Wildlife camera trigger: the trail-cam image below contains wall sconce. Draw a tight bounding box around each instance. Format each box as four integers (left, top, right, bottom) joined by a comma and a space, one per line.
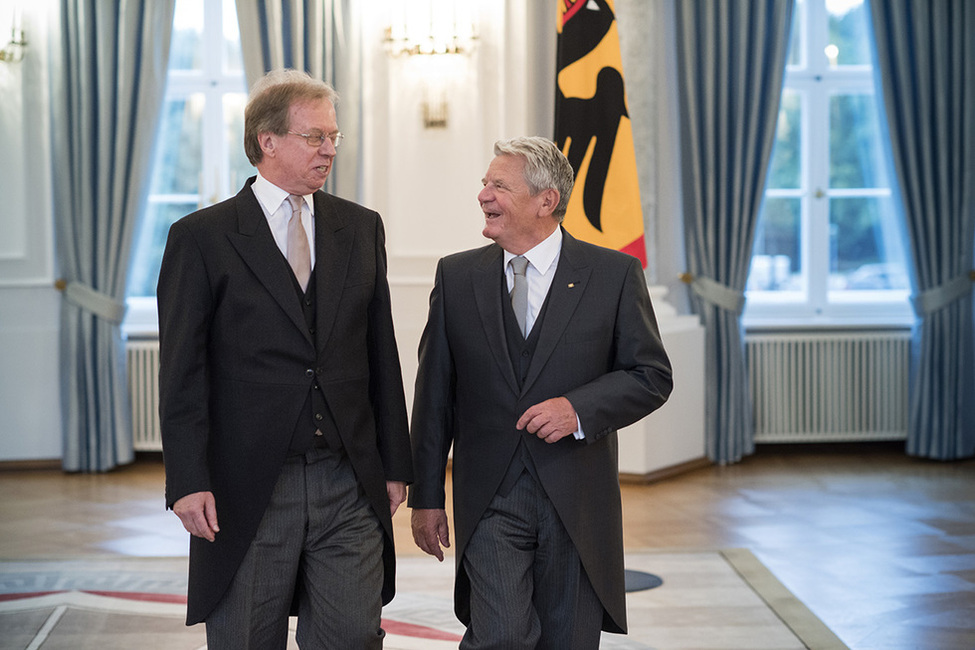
383, 0, 477, 128
0, 9, 26, 63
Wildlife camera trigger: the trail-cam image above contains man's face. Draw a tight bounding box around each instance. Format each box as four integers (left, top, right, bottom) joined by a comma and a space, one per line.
478, 155, 557, 254
258, 98, 338, 195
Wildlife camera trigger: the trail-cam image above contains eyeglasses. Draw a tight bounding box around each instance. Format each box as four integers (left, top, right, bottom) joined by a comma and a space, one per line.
287, 130, 345, 148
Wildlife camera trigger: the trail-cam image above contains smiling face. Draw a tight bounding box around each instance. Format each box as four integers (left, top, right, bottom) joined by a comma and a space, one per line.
257, 98, 337, 195
478, 154, 560, 254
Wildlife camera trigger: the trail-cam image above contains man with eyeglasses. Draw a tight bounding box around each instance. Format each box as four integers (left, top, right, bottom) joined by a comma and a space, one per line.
157, 68, 413, 649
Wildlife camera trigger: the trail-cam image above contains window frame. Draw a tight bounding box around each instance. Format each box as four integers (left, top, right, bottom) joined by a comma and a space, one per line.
742, 0, 914, 329
124, 0, 247, 337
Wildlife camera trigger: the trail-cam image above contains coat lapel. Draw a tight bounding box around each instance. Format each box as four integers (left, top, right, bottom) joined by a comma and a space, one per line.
226, 182, 310, 340
521, 230, 591, 396
313, 192, 353, 352
471, 245, 521, 395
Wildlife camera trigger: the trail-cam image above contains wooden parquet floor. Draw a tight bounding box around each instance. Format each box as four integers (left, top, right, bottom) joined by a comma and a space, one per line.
1, 441, 973, 648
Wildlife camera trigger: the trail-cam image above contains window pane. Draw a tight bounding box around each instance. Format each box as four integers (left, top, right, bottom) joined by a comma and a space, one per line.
128, 202, 198, 297
170, 0, 204, 71
748, 197, 802, 291
150, 96, 204, 195
223, 0, 244, 74
768, 90, 802, 190
826, 0, 870, 66
127, 0, 246, 304
747, 0, 912, 322
224, 94, 252, 191
787, 0, 803, 67
830, 196, 909, 290
829, 93, 889, 189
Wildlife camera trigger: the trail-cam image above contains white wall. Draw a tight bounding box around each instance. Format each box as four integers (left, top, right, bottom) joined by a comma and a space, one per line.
0, 0, 694, 463
0, 0, 61, 461
360, 0, 565, 407
363, 0, 691, 408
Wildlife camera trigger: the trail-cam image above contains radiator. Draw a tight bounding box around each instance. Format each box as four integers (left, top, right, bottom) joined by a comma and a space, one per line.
128, 332, 911, 449
746, 330, 910, 443
126, 340, 162, 451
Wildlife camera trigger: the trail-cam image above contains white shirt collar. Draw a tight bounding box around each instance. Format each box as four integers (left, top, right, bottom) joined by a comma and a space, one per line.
251, 171, 313, 216
503, 227, 562, 276
250, 172, 316, 267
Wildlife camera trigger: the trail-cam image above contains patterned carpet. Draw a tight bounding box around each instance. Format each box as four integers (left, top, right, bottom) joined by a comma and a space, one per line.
0, 550, 845, 650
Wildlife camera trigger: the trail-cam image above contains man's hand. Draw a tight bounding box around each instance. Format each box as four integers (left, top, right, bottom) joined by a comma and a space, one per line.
173, 491, 219, 542
517, 396, 578, 443
411, 508, 450, 562
387, 481, 407, 517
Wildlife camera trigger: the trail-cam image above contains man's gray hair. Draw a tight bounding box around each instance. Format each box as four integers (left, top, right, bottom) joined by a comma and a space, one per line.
493, 137, 575, 220
244, 69, 340, 165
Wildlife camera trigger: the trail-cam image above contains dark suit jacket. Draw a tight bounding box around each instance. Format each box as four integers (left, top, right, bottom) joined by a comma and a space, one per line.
157, 177, 413, 625
409, 229, 673, 633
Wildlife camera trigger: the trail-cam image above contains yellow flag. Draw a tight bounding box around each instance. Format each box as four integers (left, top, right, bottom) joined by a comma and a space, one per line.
555, 0, 646, 266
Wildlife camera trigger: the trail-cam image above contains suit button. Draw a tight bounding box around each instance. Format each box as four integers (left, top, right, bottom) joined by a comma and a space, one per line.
315, 413, 324, 421
306, 369, 314, 377
521, 350, 530, 357
305, 298, 312, 306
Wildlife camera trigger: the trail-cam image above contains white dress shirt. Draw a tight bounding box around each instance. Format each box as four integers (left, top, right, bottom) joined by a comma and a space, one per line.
251, 172, 316, 268
503, 227, 562, 336
502, 227, 584, 439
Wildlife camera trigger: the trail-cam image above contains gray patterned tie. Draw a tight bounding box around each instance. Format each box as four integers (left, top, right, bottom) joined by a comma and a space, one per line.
509, 256, 529, 337
286, 194, 311, 291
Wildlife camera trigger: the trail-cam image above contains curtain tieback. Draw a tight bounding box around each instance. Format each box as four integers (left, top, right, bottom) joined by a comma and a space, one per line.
55, 279, 127, 324
680, 272, 746, 315
911, 270, 975, 316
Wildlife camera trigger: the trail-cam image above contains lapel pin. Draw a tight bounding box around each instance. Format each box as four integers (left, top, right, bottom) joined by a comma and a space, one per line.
568, 283, 575, 288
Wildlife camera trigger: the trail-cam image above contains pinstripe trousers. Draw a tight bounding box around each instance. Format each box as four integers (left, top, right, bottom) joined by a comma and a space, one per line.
205, 447, 385, 650
460, 468, 603, 649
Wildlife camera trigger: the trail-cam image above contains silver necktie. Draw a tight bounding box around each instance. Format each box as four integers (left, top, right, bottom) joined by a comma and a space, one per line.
509, 256, 529, 337
286, 194, 311, 291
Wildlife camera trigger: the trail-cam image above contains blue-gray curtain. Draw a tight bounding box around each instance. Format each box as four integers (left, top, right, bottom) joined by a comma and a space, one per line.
51, 1, 175, 472
235, 0, 363, 201
673, 0, 794, 464
870, 0, 975, 460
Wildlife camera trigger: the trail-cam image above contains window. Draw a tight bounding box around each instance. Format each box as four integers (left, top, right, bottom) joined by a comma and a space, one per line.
126, 0, 248, 332
744, 0, 913, 326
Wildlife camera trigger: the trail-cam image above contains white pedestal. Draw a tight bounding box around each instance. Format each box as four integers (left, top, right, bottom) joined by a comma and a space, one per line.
618, 287, 707, 479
